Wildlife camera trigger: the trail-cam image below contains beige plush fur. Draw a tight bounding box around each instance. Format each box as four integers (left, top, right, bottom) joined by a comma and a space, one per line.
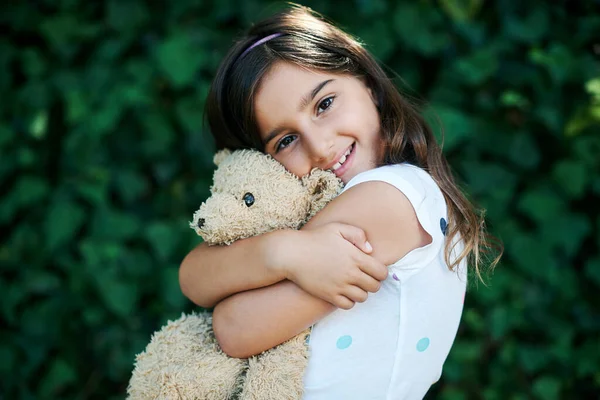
190, 149, 341, 245
128, 149, 342, 399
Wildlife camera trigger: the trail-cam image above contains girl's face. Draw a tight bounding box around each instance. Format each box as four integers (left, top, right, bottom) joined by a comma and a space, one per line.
254, 62, 383, 184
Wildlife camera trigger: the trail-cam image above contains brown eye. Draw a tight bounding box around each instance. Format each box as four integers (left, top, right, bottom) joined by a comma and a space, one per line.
317, 96, 334, 114
276, 135, 296, 152
243, 193, 255, 207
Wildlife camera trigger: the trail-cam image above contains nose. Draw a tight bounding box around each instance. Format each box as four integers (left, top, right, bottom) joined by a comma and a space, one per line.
304, 128, 335, 165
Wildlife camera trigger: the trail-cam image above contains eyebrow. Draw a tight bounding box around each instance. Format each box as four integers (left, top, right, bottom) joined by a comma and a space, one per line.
263, 79, 335, 147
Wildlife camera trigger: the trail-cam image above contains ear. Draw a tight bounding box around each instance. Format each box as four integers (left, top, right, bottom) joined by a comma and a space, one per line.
302, 168, 344, 218
213, 149, 232, 166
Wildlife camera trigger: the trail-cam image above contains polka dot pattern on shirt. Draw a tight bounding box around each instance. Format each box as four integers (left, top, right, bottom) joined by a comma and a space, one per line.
336, 335, 352, 350
440, 217, 448, 235
416, 337, 430, 352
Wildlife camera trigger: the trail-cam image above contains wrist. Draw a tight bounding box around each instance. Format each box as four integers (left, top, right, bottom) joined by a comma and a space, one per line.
262, 229, 300, 281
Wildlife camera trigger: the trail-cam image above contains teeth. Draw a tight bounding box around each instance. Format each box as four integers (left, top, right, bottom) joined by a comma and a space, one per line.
330, 144, 353, 172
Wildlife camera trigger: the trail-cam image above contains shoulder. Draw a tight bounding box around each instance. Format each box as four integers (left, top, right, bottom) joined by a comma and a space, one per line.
344, 164, 443, 206
304, 164, 435, 266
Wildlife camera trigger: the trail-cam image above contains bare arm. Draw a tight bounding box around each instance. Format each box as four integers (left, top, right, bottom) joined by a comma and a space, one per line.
179, 195, 380, 309
179, 231, 287, 308
213, 281, 335, 358
213, 181, 432, 358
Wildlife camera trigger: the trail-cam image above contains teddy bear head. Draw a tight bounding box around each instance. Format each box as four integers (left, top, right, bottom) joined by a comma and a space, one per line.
190, 149, 343, 245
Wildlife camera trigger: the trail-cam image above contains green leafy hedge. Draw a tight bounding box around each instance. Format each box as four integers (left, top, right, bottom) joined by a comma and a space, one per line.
1, 1, 598, 398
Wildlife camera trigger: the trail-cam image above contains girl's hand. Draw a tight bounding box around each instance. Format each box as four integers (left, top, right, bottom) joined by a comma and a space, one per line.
271, 223, 389, 310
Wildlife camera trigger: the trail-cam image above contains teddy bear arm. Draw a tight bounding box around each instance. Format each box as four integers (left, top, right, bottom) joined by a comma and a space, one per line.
239, 329, 311, 400
127, 313, 247, 400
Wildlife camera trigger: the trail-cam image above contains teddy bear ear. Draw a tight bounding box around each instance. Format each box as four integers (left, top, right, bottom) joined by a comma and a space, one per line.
302, 168, 344, 218
213, 149, 232, 166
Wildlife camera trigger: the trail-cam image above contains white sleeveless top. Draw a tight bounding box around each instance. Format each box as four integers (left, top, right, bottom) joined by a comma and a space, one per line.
302, 164, 467, 400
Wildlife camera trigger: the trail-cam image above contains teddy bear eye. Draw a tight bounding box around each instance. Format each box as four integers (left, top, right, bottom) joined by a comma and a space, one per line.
243, 192, 255, 207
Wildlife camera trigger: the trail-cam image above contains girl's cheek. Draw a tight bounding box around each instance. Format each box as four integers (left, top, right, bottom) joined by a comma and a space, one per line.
278, 151, 307, 177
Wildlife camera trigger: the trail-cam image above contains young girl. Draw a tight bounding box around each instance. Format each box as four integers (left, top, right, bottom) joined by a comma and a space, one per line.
179, 5, 500, 399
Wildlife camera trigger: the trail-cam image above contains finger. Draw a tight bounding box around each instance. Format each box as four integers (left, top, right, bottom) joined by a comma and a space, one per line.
336, 223, 372, 254
353, 274, 382, 293
333, 295, 355, 310
343, 286, 369, 303
359, 256, 389, 281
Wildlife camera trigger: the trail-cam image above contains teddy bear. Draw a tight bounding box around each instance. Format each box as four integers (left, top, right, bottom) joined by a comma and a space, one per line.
127, 148, 343, 400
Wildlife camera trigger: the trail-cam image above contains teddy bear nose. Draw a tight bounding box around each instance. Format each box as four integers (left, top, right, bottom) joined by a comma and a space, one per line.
197, 218, 205, 229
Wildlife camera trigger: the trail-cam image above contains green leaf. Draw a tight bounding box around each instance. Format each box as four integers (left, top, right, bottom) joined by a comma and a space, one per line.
24, 270, 61, 295
528, 212, 589, 277
1, 278, 28, 325
584, 257, 600, 286
0, 40, 14, 90
509, 233, 556, 276
489, 306, 510, 340
585, 77, 600, 99
508, 133, 540, 169
38, 358, 77, 397
89, 101, 124, 136
0, 176, 49, 223
425, 105, 475, 152
93, 38, 129, 62
505, 8, 549, 43
552, 160, 588, 198
0, 123, 13, 148
64, 90, 90, 125
90, 208, 140, 241
500, 90, 530, 109
106, 0, 149, 32
160, 267, 187, 309
519, 345, 548, 373
20, 79, 51, 110
114, 170, 149, 204
72, 168, 111, 206
454, 48, 499, 85
461, 162, 516, 196
139, 112, 175, 157
21, 48, 46, 78
75, 181, 109, 206
155, 33, 206, 88
565, 106, 600, 137
529, 44, 574, 83
176, 96, 205, 134
125, 58, 154, 86
44, 199, 86, 252
357, 21, 395, 61
0, 342, 16, 375
573, 135, 600, 168
439, 387, 467, 400
532, 376, 561, 400
517, 189, 565, 223
40, 14, 79, 49
95, 274, 139, 318
449, 340, 482, 362
17, 147, 36, 167
439, 0, 483, 22
393, 3, 448, 56
145, 221, 178, 261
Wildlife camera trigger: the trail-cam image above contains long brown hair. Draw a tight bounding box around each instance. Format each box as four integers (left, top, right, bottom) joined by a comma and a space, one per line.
205, 4, 502, 279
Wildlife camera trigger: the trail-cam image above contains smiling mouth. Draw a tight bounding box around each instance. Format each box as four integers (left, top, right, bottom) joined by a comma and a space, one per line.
329, 143, 355, 173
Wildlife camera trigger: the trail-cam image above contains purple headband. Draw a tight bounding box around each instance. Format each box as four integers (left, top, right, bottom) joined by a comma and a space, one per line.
239, 33, 282, 60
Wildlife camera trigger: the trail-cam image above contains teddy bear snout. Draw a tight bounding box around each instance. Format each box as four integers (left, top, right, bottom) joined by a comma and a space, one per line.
196, 218, 205, 229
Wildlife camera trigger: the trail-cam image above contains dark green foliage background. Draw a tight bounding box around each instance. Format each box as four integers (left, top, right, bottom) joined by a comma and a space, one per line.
1, 0, 599, 398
